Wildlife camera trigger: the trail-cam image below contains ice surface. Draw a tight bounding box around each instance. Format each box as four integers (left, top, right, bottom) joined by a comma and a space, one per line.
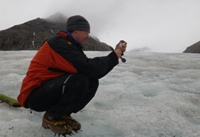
0, 50, 200, 137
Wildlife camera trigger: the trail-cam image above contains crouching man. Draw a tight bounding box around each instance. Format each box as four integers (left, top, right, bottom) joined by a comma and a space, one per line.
18, 15, 127, 136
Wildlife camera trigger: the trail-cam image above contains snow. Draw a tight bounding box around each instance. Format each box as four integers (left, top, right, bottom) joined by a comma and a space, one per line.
0, 50, 200, 137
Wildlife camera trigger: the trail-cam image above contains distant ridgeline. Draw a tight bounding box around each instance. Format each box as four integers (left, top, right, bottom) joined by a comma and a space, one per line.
0, 13, 111, 51
184, 41, 200, 53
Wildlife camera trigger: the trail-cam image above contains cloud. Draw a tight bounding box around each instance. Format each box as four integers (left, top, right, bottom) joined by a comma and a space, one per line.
1, 0, 200, 52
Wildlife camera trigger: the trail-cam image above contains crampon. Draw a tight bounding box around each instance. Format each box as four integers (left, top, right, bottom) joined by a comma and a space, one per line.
42, 113, 73, 136
62, 116, 81, 132
53, 132, 74, 137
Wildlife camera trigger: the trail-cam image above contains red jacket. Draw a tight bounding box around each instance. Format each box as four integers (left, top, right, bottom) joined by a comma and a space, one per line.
18, 31, 118, 107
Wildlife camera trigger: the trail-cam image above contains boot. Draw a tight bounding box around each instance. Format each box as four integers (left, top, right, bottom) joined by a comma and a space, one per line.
42, 113, 73, 135
62, 115, 81, 132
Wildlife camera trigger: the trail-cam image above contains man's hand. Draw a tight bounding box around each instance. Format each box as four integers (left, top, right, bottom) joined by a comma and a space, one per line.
114, 48, 123, 58
114, 40, 127, 58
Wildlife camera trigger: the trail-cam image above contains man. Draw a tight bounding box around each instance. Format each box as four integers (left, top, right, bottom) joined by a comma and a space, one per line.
17, 15, 127, 136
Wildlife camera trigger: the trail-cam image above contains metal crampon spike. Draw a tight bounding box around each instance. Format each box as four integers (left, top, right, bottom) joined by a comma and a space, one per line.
61, 133, 72, 137
54, 133, 61, 137
62, 133, 67, 137
54, 132, 74, 137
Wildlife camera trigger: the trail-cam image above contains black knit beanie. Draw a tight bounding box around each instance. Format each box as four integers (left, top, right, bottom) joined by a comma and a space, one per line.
66, 15, 90, 33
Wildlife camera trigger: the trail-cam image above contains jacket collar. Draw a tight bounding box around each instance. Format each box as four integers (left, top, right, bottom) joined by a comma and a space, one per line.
56, 31, 83, 51
56, 31, 79, 45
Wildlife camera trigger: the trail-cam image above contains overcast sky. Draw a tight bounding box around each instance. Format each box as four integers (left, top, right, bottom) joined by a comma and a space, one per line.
1, 0, 200, 53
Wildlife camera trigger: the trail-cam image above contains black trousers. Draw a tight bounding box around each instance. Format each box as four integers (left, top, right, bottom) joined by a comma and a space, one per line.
25, 74, 99, 118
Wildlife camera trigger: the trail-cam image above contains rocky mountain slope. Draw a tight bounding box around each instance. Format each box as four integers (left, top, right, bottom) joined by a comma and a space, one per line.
183, 41, 200, 53
0, 13, 111, 51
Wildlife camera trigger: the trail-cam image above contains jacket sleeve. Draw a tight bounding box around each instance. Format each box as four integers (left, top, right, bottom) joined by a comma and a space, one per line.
51, 39, 119, 79
74, 51, 119, 79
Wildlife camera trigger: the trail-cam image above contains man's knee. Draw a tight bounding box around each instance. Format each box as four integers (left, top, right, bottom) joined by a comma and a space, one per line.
63, 74, 90, 96
71, 74, 89, 88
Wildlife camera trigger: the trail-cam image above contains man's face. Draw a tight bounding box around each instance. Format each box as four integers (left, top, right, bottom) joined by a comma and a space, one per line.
72, 30, 90, 45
